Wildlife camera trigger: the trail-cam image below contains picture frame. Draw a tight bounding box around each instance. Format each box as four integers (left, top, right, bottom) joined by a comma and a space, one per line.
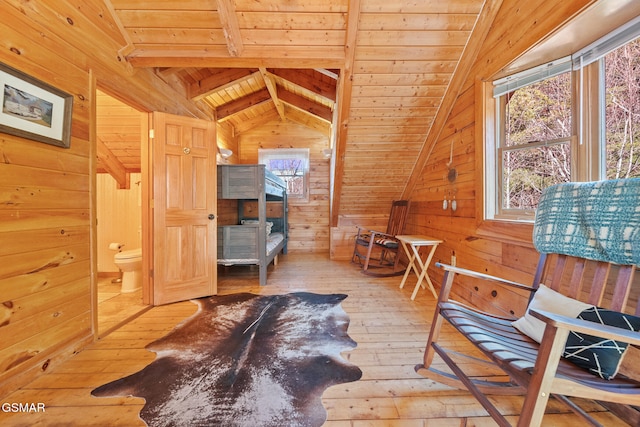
0, 62, 73, 148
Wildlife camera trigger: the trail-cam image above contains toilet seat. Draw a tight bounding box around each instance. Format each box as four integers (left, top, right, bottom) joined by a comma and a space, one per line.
114, 248, 142, 261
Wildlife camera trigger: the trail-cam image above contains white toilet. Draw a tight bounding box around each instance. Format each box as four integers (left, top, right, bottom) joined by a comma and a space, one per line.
113, 248, 142, 293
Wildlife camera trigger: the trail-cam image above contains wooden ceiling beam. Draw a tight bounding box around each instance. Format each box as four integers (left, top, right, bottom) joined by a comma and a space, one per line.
155, 67, 183, 78
269, 69, 337, 102
190, 68, 258, 100
314, 68, 339, 80
284, 106, 331, 136
97, 136, 130, 189
216, 88, 272, 119
278, 89, 332, 122
215, 0, 244, 56
259, 67, 286, 121
234, 108, 281, 134
331, 0, 361, 226
126, 46, 345, 69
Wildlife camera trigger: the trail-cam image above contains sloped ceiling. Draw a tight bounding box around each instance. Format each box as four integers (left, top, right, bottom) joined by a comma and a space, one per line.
101, 0, 492, 224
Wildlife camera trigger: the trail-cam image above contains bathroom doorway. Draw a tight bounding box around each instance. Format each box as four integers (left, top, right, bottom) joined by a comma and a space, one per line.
95, 89, 149, 337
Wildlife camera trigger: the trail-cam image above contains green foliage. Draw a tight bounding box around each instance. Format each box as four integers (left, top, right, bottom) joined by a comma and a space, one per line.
505, 74, 571, 147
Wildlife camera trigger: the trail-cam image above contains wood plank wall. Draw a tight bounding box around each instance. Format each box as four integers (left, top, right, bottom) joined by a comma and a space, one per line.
238, 121, 331, 253
403, 0, 606, 315
0, 0, 211, 396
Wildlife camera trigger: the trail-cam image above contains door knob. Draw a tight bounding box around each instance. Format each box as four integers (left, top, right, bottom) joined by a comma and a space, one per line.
208, 214, 215, 220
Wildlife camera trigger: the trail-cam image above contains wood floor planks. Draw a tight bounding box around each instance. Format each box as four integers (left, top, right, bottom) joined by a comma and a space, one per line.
97, 279, 150, 337
0, 254, 630, 426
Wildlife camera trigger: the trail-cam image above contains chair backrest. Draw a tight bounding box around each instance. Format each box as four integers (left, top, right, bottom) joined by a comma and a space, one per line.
386, 200, 410, 236
533, 253, 638, 315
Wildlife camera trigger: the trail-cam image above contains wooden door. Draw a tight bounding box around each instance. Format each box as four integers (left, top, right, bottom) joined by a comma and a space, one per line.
151, 112, 217, 305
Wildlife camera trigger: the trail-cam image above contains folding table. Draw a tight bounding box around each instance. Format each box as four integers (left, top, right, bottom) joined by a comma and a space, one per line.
396, 235, 442, 300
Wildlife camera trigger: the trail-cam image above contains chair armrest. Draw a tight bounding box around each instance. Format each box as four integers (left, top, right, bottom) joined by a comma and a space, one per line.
531, 309, 640, 347
435, 262, 533, 292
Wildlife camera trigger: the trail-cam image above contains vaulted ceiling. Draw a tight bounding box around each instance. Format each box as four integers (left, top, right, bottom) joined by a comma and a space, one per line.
100, 0, 493, 224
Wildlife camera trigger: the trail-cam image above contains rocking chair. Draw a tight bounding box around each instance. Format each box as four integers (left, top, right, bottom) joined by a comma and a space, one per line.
351, 200, 410, 277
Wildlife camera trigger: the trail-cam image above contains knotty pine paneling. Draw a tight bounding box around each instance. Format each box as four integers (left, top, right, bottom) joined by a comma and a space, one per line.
238, 120, 330, 253
0, 0, 211, 396
335, 0, 485, 223
402, 0, 603, 315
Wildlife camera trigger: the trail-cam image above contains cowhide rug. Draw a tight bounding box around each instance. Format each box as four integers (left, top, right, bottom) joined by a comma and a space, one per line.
92, 292, 362, 427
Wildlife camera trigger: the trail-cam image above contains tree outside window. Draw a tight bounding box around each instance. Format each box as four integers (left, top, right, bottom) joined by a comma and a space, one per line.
604, 38, 640, 180
501, 72, 572, 211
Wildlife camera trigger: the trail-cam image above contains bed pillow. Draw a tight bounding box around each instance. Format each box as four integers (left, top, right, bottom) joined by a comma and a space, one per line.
512, 284, 640, 379
512, 284, 591, 343
564, 307, 640, 380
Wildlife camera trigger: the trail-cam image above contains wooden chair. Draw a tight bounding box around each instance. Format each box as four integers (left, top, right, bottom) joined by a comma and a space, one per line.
351, 200, 410, 277
416, 179, 640, 427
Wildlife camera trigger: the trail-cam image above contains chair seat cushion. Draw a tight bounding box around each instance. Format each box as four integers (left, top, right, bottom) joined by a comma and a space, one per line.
356, 233, 398, 249
374, 237, 398, 248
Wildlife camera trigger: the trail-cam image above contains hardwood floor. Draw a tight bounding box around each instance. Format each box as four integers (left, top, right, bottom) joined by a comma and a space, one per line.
0, 254, 629, 426
97, 278, 149, 337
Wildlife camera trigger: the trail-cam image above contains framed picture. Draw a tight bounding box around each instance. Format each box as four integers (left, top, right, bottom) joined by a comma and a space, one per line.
0, 63, 73, 148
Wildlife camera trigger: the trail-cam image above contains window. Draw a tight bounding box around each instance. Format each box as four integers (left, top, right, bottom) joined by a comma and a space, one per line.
259, 148, 309, 200
604, 38, 640, 179
496, 66, 573, 215
486, 17, 640, 221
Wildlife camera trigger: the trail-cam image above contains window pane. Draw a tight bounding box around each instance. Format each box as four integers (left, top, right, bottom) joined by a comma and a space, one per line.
502, 144, 571, 210
604, 38, 640, 179
259, 148, 309, 199
265, 158, 305, 176
504, 72, 572, 147
266, 158, 305, 196
281, 175, 304, 196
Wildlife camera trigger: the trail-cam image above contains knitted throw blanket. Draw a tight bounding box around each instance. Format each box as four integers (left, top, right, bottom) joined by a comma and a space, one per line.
533, 178, 640, 265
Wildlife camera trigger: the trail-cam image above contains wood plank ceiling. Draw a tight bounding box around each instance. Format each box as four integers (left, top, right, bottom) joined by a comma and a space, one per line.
101, 0, 487, 224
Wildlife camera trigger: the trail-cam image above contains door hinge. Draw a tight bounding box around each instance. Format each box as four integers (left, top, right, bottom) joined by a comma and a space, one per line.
149, 129, 154, 139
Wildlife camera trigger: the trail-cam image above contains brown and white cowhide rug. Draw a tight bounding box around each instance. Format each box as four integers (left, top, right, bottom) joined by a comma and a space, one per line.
92, 292, 362, 427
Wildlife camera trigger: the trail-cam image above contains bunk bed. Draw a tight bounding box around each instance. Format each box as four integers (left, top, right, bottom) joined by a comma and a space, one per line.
217, 164, 288, 285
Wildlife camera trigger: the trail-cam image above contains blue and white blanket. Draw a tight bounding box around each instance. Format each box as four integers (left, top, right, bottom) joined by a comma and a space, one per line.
533, 178, 640, 265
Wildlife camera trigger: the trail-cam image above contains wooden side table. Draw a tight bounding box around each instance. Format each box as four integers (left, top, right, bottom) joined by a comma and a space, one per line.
396, 235, 442, 300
